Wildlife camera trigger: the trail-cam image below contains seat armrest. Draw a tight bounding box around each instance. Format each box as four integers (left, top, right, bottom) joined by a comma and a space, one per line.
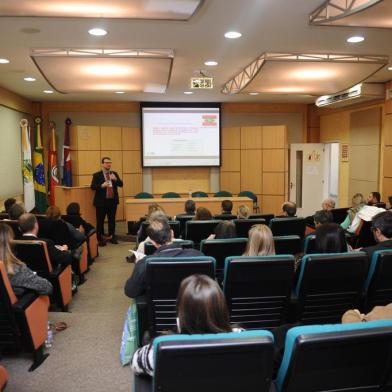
12, 292, 39, 311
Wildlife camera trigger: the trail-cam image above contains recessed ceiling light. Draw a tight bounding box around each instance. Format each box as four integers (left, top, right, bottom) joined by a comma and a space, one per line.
115, 91, 125, 94
388, 66, 392, 71
24, 77, 36, 82
347, 36, 364, 43
184, 91, 194, 95
88, 28, 107, 36
0, 58, 10, 64
248, 92, 259, 95
224, 31, 242, 39
204, 60, 218, 66
43, 90, 53, 94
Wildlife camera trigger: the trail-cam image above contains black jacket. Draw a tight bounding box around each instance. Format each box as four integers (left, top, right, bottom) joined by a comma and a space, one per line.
90, 170, 123, 206
362, 239, 392, 261
124, 243, 203, 299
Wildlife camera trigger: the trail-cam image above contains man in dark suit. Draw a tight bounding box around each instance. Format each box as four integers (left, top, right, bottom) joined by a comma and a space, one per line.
90, 157, 123, 245
18, 213, 72, 268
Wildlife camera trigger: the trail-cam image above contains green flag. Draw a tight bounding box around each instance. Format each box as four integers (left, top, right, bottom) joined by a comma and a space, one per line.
33, 117, 48, 213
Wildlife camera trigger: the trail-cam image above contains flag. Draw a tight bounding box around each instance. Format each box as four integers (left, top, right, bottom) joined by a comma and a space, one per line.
20, 119, 35, 212
48, 121, 59, 205
62, 118, 72, 186
33, 117, 48, 213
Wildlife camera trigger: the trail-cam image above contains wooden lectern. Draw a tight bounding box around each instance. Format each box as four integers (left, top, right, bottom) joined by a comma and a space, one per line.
55, 186, 96, 226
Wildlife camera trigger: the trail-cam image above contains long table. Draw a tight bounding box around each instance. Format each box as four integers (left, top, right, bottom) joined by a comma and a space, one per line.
125, 197, 253, 221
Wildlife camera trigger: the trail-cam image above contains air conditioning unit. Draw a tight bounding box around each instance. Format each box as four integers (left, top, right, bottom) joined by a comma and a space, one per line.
315, 83, 385, 108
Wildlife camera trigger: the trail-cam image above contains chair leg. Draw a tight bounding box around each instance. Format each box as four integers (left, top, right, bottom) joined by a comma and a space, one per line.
29, 346, 49, 372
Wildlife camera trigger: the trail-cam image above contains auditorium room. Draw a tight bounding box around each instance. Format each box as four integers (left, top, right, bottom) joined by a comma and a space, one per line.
1, 0, 392, 391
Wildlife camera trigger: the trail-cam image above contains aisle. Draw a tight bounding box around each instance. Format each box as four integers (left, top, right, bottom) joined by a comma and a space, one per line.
3, 242, 135, 392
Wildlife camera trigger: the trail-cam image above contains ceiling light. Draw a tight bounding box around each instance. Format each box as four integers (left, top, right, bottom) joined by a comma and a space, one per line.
88, 28, 107, 36
115, 91, 125, 94
248, 92, 259, 95
24, 77, 36, 82
184, 91, 194, 95
82, 64, 131, 77
291, 69, 335, 79
388, 66, 392, 71
347, 36, 364, 43
0, 58, 10, 64
43, 90, 53, 93
224, 31, 242, 39
204, 61, 218, 66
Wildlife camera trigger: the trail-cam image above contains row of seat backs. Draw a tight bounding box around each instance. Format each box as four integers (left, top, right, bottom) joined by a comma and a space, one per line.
134, 320, 392, 392
0, 260, 50, 370
134, 190, 257, 199
144, 252, 390, 337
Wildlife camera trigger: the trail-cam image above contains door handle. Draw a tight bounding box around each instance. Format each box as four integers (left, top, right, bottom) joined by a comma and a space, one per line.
290, 182, 294, 189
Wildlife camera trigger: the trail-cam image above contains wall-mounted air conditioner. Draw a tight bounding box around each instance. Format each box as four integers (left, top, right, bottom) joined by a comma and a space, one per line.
315, 83, 385, 108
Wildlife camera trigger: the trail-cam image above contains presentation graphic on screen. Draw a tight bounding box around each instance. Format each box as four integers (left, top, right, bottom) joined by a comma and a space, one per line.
142, 104, 220, 167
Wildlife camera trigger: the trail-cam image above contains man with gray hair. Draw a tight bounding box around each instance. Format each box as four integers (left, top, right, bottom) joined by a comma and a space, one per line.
321, 198, 336, 211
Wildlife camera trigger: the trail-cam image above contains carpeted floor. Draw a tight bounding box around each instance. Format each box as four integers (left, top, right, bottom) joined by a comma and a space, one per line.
3, 240, 136, 392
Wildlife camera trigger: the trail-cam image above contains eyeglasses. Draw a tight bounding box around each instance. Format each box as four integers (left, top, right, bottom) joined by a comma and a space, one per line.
103, 161, 112, 164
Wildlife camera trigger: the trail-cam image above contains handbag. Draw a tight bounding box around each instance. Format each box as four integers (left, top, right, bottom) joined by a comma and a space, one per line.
120, 303, 139, 366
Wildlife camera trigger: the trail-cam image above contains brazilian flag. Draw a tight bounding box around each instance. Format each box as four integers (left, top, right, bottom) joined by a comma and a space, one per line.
33, 117, 48, 213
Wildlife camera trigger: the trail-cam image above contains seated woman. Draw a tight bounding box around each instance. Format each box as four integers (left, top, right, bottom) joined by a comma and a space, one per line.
0, 222, 52, 296
341, 193, 366, 232
207, 220, 237, 240
63, 202, 95, 235
243, 224, 275, 256
237, 204, 250, 219
314, 223, 348, 253
131, 274, 241, 376
193, 207, 212, 221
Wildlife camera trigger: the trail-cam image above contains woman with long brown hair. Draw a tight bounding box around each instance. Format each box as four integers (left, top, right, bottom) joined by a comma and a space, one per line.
0, 222, 52, 296
131, 274, 240, 375
243, 224, 275, 256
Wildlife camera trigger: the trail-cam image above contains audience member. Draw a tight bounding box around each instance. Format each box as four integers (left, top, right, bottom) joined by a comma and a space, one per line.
221, 200, 233, 215
136, 204, 166, 242
63, 202, 95, 234
360, 211, 392, 259
0, 222, 52, 296
237, 204, 250, 219
131, 274, 240, 376
3, 198, 16, 213
8, 203, 26, 220
193, 207, 212, 220
367, 191, 381, 206
342, 304, 392, 323
341, 193, 366, 231
314, 210, 334, 227
281, 202, 297, 217
183, 200, 196, 216
243, 224, 275, 256
207, 221, 237, 240
314, 223, 347, 253
18, 213, 72, 268
124, 215, 203, 299
388, 196, 392, 210
321, 198, 335, 211
136, 210, 168, 254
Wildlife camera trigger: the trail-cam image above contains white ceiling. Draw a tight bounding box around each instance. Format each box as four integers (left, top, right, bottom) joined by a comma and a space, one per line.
0, 0, 392, 104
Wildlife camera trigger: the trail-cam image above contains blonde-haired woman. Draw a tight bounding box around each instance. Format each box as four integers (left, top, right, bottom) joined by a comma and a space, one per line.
237, 205, 250, 219
243, 224, 275, 256
0, 222, 52, 296
341, 193, 366, 231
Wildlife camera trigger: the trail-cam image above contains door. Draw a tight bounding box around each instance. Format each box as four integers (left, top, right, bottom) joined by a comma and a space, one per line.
289, 143, 339, 217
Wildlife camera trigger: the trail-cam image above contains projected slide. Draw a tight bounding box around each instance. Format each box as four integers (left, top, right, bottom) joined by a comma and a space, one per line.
142, 105, 220, 167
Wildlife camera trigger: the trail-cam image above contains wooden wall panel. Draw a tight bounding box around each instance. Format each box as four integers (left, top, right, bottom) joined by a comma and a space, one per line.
262, 126, 287, 148
383, 177, 392, 198
152, 168, 210, 194
384, 147, 392, 176
72, 175, 92, 186
221, 150, 240, 172
221, 127, 240, 149
74, 151, 100, 175
240, 150, 262, 194
101, 150, 123, 173
100, 126, 122, 150
70, 126, 100, 150
116, 197, 124, 220
123, 150, 142, 174
241, 126, 262, 149
220, 172, 241, 194
261, 195, 285, 215
263, 149, 285, 172
122, 127, 141, 150
262, 173, 285, 195
385, 115, 392, 146
123, 174, 143, 196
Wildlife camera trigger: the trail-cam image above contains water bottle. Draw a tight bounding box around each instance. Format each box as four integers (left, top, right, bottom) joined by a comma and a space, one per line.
188, 190, 192, 199
45, 322, 53, 348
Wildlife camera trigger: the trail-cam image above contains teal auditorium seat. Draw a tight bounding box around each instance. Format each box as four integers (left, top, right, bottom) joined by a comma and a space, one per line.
191, 191, 208, 197
273, 235, 302, 255
294, 252, 368, 324
275, 321, 392, 392
269, 218, 306, 239
238, 190, 260, 212
214, 190, 233, 197
135, 192, 153, 199
134, 330, 274, 392
144, 239, 194, 256
233, 218, 266, 237
161, 192, 181, 198
364, 250, 392, 311
223, 255, 294, 329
